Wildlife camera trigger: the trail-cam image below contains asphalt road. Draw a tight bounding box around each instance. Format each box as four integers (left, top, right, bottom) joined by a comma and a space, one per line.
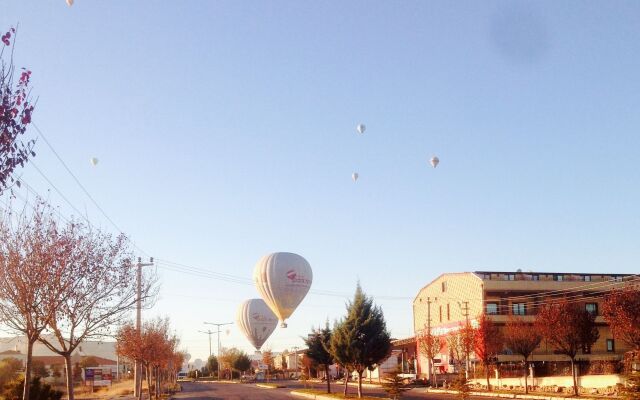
176, 380, 502, 400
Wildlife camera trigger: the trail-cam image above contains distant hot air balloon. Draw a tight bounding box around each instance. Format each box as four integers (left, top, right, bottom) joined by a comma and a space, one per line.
90, 157, 99, 166
356, 123, 366, 134
236, 299, 278, 351
352, 172, 359, 182
430, 156, 439, 168
66, 0, 73, 6
253, 252, 312, 328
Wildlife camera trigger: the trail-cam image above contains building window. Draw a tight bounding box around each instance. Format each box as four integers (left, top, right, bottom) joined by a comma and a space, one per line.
446, 304, 450, 320
512, 303, 526, 315
585, 303, 598, 316
584, 275, 591, 282
607, 339, 615, 352
614, 276, 623, 282
555, 275, 564, 282
532, 275, 539, 281
439, 306, 442, 322
486, 303, 498, 315
507, 274, 515, 281
442, 281, 447, 292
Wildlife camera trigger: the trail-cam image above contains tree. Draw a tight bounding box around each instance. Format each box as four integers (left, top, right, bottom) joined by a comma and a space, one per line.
304, 322, 334, 393
219, 347, 243, 379
116, 318, 180, 400
330, 284, 392, 398
232, 352, 252, 374
418, 327, 442, 387
0, 26, 37, 193
261, 349, 274, 380
503, 317, 541, 394
0, 204, 79, 400
536, 300, 599, 396
473, 314, 503, 390
31, 360, 48, 378
381, 367, 412, 400
36, 225, 155, 400
206, 355, 218, 377
602, 288, 640, 350
80, 356, 99, 369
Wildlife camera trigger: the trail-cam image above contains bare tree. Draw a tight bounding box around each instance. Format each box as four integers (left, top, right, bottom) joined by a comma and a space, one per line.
37, 227, 156, 400
0, 203, 78, 400
473, 313, 503, 391
418, 327, 442, 387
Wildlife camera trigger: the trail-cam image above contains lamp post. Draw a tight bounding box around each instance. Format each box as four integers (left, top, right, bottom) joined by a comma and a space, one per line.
204, 321, 233, 380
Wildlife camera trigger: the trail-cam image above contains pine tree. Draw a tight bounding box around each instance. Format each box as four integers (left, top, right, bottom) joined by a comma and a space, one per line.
381, 367, 412, 400
330, 284, 392, 399
304, 322, 334, 393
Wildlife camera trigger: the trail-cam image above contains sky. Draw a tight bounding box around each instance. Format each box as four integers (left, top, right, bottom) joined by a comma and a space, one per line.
1, 1, 640, 364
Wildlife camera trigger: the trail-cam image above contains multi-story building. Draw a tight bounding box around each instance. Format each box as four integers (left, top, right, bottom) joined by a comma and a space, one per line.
413, 271, 635, 379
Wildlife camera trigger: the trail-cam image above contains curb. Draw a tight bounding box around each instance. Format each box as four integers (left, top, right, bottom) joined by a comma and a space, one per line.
423, 388, 609, 400
291, 390, 390, 400
256, 383, 286, 389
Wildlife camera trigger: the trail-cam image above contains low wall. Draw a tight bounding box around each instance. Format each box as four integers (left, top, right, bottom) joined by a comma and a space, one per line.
470, 374, 622, 389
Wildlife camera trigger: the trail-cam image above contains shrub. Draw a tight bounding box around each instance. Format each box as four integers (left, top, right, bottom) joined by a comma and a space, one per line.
3, 377, 63, 400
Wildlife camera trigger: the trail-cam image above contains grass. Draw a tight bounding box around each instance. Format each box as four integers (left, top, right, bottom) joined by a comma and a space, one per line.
294, 388, 384, 399
72, 379, 135, 399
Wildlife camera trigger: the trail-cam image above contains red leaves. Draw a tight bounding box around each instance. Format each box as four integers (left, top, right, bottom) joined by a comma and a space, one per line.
602, 288, 640, 350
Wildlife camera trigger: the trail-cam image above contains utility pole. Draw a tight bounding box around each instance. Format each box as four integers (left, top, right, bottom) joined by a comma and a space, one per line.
204, 321, 233, 380
426, 297, 432, 382
199, 330, 215, 357
134, 257, 154, 399
460, 301, 470, 379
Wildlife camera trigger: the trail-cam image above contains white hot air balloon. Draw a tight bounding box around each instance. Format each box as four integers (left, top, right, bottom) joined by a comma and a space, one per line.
356, 123, 366, 134
90, 157, 99, 166
430, 156, 439, 168
236, 299, 278, 351
253, 252, 313, 328
66, 0, 73, 6
352, 172, 359, 182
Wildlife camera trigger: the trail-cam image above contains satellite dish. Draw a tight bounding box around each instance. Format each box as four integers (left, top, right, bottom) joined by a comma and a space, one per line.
430, 156, 439, 168
356, 123, 366, 135
90, 157, 99, 166
253, 252, 312, 328
236, 299, 278, 351
352, 172, 359, 182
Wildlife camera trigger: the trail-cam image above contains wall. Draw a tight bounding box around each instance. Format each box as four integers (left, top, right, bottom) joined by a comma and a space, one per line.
470, 374, 623, 389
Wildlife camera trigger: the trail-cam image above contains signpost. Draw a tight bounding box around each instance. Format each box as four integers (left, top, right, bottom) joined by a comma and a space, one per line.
84, 367, 113, 391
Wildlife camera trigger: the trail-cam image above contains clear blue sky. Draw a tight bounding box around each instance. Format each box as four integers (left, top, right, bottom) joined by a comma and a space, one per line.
2, 1, 640, 362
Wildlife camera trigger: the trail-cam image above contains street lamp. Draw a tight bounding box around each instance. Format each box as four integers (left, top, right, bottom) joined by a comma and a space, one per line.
204, 321, 233, 380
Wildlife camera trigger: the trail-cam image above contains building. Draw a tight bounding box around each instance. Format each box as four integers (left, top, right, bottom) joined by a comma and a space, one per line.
413, 271, 635, 381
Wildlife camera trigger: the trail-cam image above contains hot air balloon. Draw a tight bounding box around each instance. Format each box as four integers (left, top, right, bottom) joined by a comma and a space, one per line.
90, 157, 99, 166
356, 123, 366, 134
253, 252, 312, 328
236, 299, 278, 350
430, 156, 439, 168
352, 172, 359, 182
66, 0, 73, 6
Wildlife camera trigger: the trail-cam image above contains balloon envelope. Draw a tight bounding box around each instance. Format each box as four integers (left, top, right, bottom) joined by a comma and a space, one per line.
236, 299, 278, 351
352, 172, 359, 182
253, 252, 312, 328
90, 157, 99, 166
356, 123, 366, 134
66, 0, 73, 6
430, 156, 439, 168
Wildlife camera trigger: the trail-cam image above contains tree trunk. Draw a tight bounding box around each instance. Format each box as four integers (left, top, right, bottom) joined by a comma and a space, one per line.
325, 365, 331, 393
64, 353, 75, 400
23, 338, 35, 400
570, 358, 578, 396
486, 364, 491, 391
357, 370, 363, 398
155, 366, 160, 397
523, 359, 529, 394
146, 365, 153, 400
343, 371, 349, 396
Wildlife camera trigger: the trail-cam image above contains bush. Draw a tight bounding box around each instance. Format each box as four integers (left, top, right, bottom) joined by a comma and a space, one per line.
3, 377, 63, 400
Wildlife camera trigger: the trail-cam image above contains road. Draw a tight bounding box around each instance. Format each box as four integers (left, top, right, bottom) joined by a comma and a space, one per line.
176, 380, 502, 400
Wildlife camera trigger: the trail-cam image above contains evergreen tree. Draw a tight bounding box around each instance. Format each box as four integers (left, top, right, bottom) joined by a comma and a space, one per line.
330, 284, 392, 399
304, 322, 334, 394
